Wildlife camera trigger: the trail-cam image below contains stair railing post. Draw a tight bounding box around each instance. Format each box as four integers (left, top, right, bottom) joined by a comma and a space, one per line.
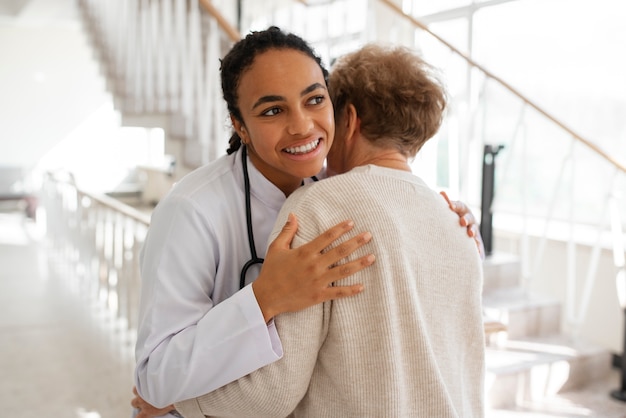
611, 268, 626, 402
480, 144, 504, 257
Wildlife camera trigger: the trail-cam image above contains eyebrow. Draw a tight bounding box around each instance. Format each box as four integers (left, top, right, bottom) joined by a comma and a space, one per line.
251, 82, 326, 110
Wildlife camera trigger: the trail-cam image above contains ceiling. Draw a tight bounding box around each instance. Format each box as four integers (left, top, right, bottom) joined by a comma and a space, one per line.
0, 0, 109, 173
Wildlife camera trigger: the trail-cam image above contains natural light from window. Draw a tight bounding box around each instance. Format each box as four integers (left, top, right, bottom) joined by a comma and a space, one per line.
35, 100, 165, 194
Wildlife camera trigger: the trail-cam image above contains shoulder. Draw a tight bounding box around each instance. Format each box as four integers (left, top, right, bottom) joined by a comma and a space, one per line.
150, 153, 240, 225
277, 173, 362, 242
165, 153, 239, 204
174, 153, 236, 193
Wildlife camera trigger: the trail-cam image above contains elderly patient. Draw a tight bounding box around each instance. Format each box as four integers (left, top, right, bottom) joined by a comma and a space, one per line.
175, 43, 485, 418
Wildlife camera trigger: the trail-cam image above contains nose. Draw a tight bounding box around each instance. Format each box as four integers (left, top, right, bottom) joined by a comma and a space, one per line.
287, 107, 314, 136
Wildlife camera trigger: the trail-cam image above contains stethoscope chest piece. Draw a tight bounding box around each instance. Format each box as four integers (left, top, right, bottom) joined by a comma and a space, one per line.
237, 146, 317, 289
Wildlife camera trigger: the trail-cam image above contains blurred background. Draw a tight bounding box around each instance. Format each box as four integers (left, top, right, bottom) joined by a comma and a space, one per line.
1, 0, 625, 416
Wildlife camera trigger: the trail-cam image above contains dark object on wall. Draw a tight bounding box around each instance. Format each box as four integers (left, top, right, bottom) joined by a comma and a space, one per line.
611, 269, 626, 402
480, 144, 504, 257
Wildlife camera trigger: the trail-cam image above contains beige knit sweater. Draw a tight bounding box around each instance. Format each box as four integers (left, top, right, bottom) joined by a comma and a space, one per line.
175, 165, 485, 418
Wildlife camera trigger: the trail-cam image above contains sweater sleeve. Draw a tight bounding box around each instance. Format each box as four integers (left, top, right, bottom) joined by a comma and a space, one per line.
174, 302, 327, 418
135, 195, 283, 408
174, 197, 328, 418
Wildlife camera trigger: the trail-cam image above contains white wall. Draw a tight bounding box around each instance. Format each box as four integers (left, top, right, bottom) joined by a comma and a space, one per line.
0, 0, 108, 169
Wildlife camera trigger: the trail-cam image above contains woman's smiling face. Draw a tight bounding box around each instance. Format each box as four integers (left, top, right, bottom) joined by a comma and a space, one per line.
232, 48, 334, 196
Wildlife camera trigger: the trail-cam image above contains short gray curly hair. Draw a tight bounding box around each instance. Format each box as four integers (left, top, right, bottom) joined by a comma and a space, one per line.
329, 43, 447, 157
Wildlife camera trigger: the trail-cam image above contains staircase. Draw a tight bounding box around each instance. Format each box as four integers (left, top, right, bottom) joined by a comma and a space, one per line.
482, 252, 617, 414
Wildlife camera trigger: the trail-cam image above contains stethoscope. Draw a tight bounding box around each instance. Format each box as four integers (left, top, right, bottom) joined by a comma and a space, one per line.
239, 146, 317, 289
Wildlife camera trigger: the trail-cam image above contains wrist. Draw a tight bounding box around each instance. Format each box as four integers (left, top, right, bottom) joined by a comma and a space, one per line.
251, 280, 277, 323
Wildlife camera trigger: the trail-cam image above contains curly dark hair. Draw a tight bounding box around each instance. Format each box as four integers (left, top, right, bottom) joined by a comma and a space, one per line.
221, 26, 329, 154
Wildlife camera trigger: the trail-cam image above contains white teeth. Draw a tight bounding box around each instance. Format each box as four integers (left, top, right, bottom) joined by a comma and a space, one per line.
284, 139, 320, 155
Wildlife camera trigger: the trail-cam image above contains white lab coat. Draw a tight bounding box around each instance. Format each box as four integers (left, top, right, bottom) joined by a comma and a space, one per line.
134, 147, 287, 414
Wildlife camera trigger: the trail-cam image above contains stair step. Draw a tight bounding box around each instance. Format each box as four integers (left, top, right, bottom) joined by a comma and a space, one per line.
483, 287, 561, 339
483, 252, 522, 292
485, 334, 613, 409
486, 367, 625, 417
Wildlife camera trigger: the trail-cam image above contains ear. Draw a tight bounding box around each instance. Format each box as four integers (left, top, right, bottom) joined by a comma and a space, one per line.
343, 103, 359, 144
231, 115, 248, 144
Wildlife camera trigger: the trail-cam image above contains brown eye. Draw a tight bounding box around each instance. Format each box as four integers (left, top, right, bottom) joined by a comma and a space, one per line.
262, 107, 282, 116
307, 95, 325, 106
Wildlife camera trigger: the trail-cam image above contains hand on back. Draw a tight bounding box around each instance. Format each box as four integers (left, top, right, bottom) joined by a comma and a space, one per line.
253, 213, 375, 322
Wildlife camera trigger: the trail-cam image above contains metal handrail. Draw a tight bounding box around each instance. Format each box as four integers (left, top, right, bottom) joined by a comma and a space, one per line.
199, 0, 240, 42
81, 190, 151, 226
369, 0, 626, 175
44, 171, 149, 331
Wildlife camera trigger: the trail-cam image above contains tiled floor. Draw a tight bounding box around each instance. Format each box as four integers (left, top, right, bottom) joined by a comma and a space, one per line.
1, 211, 625, 418
0, 213, 136, 418
486, 367, 626, 417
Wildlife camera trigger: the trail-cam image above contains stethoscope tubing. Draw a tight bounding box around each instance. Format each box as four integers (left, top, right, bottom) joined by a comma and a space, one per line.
238, 145, 318, 289
240, 146, 265, 290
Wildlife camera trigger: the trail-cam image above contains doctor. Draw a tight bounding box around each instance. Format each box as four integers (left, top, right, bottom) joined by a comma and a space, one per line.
132, 27, 481, 418
133, 26, 375, 418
